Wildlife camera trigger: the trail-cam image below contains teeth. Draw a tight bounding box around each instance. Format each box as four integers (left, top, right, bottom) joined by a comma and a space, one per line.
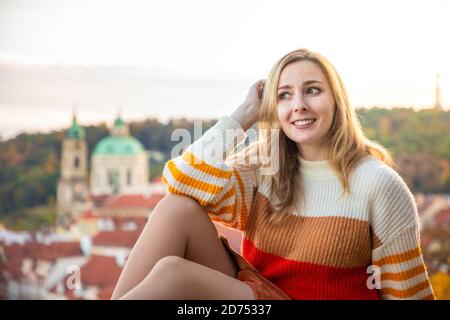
294, 119, 315, 126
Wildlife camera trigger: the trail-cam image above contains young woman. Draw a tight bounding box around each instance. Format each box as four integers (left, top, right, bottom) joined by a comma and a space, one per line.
111, 48, 435, 300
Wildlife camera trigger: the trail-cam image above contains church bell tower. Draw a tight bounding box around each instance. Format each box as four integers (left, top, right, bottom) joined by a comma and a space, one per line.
56, 113, 89, 225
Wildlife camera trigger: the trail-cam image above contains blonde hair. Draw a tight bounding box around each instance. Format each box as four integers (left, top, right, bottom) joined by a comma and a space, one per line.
230, 48, 393, 221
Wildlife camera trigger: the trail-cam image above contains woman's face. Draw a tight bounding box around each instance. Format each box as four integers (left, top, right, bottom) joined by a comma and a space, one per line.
277, 60, 336, 156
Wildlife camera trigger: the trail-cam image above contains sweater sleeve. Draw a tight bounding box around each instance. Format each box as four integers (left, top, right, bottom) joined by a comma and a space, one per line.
161, 116, 257, 231
369, 165, 435, 300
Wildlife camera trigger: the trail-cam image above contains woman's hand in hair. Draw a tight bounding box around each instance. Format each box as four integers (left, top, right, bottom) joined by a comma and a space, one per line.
231, 79, 265, 131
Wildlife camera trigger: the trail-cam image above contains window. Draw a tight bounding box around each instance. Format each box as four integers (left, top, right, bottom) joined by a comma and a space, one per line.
127, 169, 132, 185
108, 170, 114, 186
74, 156, 80, 168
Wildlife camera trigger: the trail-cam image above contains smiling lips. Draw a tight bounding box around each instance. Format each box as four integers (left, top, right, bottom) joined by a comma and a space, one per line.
291, 118, 316, 129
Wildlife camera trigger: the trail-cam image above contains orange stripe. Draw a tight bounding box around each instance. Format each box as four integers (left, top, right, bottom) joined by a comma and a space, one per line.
218, 205, 235, 214
163, 174, 242, 230
208, 212, 239, 229
372, 247, 421, 267
209, 205, 240, 229
231, 194, 239, 229
233, 169, 248, 229
209, 215, 223, 222
381, 264, 426, 281
167, 160, 222, 194
161, 175, 209, 207
381, 280, 431, 299
182, 152, 232, 179
208, 188, 235, 209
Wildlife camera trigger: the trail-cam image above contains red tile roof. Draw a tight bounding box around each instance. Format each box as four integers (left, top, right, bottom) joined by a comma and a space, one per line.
3, 241, 82, 261
97, 285, 116, 300
111, 216, 148, 231
79, 210, 98, 220
1, 241, 84, 281
102, 194, 164, 209
1, 257, 24, 280
88, 194, 110, 207
54, 255, 123, 300
79, 255, 122, 290
92, 230, 141, 248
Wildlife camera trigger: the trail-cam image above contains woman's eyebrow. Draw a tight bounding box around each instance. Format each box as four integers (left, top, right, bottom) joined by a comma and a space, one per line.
277, 80, 324, 90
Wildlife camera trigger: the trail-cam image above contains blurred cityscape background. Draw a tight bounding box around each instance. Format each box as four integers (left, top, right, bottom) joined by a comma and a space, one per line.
0, 0, 449, 300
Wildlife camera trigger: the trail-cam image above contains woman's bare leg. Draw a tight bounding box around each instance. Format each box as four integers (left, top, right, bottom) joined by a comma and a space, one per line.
111, 194, 249, 300
119, 255, 255, 300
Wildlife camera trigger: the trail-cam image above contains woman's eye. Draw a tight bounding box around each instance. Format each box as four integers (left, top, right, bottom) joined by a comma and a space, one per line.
278, 92, 289, 100
306, 87, 321, 95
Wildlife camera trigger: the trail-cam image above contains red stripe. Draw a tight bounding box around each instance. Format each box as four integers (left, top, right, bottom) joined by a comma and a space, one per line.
242, 238, 381, 300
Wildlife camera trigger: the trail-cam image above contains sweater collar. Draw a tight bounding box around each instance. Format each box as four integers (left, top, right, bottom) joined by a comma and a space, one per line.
298, 156, 334, 177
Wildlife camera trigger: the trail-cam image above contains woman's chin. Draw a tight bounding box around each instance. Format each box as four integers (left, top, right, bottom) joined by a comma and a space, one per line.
286, 132, 315, 145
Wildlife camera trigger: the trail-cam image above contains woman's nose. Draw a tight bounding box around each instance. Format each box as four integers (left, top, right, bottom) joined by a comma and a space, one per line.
292, 95, 307, 112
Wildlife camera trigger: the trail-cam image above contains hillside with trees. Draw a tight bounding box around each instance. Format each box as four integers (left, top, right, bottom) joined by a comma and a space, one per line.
0, 108, 449, 227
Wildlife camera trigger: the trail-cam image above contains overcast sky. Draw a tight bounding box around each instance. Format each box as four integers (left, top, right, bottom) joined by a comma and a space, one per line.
0, 0, 449, 139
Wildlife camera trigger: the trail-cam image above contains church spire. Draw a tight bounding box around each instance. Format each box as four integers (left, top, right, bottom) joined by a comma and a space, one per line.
112, 110, 129, 136
66, 111, 85, 140
434, 73, 443, 111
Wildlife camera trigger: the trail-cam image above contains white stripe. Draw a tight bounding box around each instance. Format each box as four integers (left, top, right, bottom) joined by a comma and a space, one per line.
164, 165, 243, 218
163, 166, 218, 203
381, 286, 433, 300
217, 213, 233, 222
381, 272, 429, 290
165, 160, 224, 194
375, 256, 424, 273
372, 228, 419, 260
184, 148, 237, 172
176, 157, 231, 186
208, 195, 235, 211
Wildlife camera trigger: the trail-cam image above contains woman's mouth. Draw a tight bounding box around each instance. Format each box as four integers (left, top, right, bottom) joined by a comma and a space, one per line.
291, 118, 317, 129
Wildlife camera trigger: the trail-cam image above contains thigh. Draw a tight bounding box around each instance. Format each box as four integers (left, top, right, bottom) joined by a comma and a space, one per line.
149, 256, 255, 300
176, 197, 240, 279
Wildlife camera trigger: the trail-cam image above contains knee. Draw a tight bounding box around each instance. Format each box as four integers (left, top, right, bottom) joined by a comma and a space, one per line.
154, 255, 186, 270
151, 255, 188, 282
154, 194, 206, 219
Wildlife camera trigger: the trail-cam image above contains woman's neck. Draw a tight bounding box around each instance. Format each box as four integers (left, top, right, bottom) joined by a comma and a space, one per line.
297, 143, 329, 161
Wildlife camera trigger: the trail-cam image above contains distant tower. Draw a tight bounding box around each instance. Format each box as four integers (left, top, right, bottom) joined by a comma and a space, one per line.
57, 113, 89, 225
434, 73, 443, 111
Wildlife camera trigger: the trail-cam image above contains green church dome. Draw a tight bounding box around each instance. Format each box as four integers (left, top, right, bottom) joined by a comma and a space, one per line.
93, 136, 145, 156
66, 115, 85, 140
114, 116, 126, 127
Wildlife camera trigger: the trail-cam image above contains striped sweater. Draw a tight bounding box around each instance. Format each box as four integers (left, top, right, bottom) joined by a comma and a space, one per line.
162, 116, 435, 300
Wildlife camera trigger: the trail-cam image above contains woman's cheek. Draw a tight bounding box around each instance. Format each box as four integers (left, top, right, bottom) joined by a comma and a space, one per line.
277, 104, 287, 121
277, 105, 284, 123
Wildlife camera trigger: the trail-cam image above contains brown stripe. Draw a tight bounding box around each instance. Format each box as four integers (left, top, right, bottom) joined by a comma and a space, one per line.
245, 192, 372, 268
